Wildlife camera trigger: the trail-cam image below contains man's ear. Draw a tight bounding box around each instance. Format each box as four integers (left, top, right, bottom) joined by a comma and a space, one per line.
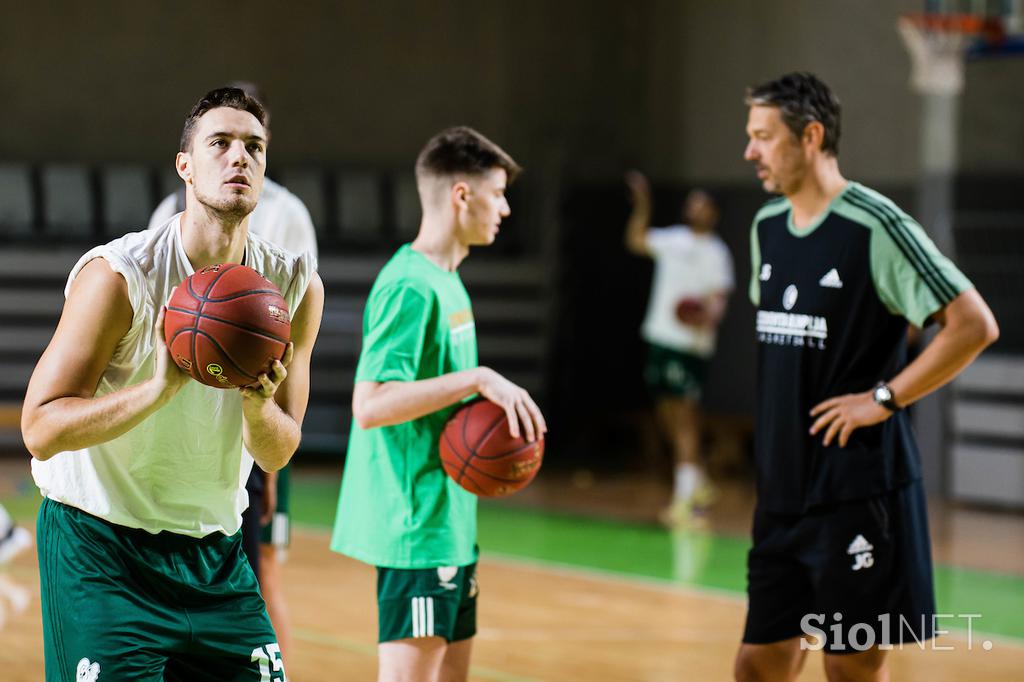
803, 121, 825, 153
175, 152, 192, 184
450, 180, 470, 209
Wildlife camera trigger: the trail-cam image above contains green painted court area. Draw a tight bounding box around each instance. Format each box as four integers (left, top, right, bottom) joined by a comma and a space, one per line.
293, 474, 1024, 641
8, 471, 1024, 641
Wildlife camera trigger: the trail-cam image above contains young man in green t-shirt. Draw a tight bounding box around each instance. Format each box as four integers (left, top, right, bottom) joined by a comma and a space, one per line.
331, 126, 546, 681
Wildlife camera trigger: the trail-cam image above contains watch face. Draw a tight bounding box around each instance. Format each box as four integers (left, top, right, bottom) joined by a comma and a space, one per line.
875, 385, 892, 403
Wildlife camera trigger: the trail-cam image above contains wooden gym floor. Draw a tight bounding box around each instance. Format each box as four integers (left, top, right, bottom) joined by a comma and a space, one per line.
0, 461, 1022, 681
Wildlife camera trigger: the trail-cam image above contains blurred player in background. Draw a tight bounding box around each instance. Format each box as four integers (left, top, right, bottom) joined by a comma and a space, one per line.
624, 171, 733, 525
149, 80, 316, 660
736, 72, 998, 682
22, 87, 323, 680
0, 502, 31, 564
331, 127, 546, 682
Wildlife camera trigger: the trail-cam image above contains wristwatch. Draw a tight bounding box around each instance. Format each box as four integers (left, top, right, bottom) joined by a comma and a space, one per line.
872, 382, 902, 412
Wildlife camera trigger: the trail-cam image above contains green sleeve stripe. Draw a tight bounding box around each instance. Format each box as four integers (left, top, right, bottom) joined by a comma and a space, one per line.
748, 197, 788, 307
845, 190, 952, 302
847, 187, 959, 301
845, 188, 959, 302
749, 219, 761, 306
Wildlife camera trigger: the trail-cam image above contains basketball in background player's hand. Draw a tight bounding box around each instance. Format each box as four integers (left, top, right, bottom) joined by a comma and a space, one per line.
675, 297, 707, 326
439, 399, 544, 497
164, 263, 291, 389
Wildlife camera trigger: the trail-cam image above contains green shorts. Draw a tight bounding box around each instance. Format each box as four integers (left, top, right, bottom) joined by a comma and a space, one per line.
643, 342, 709, 400
377, 562, 478, 643
261, 463, 291, 549
37, 498, 284, 682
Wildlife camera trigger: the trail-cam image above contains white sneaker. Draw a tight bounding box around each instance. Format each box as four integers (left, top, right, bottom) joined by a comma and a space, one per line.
0, 527, 32, 564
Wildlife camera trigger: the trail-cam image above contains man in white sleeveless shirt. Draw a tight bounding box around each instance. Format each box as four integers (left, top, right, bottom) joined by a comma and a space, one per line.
149, 81, 317, 663
21, 87, 324, 681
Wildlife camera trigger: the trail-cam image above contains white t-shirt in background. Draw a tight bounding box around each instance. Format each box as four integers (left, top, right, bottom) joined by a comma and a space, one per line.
641, 225, 734, 357
148, 177, 319, 260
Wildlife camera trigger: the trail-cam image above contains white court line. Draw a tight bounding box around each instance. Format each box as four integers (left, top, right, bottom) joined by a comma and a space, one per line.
294, 525, 1024, 648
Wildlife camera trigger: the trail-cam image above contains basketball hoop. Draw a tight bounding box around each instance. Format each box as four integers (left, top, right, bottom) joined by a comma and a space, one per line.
898, 13, 987, 96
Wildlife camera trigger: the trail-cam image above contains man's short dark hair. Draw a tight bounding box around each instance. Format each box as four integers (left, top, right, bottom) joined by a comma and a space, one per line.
745, 72, 842, 155
179, 87, 268, 153
415, 126, 522, 184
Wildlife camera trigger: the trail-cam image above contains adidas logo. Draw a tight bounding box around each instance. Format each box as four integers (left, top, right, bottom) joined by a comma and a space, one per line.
819, 268, 843, 288
847, 534, 873, 555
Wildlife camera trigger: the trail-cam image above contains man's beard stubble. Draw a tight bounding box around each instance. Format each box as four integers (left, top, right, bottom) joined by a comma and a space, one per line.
193, 185, 258, 224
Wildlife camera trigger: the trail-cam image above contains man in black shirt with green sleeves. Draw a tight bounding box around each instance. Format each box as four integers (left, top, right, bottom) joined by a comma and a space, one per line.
735, 72, 1000, 682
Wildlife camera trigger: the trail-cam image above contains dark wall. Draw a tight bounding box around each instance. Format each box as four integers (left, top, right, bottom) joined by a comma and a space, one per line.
5, 1, 1020, 183
0, 1, 651, 181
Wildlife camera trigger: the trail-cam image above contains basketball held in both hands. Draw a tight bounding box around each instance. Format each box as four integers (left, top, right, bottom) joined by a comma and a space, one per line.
163, 263, 291, 389
675, 296, 708, 326
439, 399, 545, 497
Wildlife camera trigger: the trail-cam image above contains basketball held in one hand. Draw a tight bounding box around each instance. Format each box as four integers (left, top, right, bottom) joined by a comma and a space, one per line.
439, 399, 545, 497
675, 297, 708, 326
164, 264, 291, 389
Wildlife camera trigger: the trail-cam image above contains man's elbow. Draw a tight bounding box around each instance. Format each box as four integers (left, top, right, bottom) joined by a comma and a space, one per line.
963, 306, 1000, 352
979, 312, 1000, 348
21, 425, 57, 461
351, 401, 380, 430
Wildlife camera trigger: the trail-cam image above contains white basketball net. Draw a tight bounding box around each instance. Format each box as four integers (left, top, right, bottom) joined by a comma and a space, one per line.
898, 16, 971, 96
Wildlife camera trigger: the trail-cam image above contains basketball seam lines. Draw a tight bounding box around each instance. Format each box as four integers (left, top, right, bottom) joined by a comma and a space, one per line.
446, 400, 541, 490
201, 288, 284, 303
454, 451, 541, 483
453, 402, 479, 484
444, 424, 539, 485
470, 405, 510, 460
165, 305, 289, 345
455, 402, 507, 484
193, 329, 259, 380
187, 265, 236, 382
178, 265, 283, 384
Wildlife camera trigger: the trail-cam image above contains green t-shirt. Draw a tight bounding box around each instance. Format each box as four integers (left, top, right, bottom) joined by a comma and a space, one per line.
330, 244, 479, 568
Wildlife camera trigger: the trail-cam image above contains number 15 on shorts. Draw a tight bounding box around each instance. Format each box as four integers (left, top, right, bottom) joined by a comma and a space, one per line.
251, 642, 286, 681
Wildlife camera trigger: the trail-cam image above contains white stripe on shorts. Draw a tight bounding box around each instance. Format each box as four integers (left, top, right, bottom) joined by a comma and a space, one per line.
412, 597, 420, 637
411, 596, 435, 638
426, 596, 434, 636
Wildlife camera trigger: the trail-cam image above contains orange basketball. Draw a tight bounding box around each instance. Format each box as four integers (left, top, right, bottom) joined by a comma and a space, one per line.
439, 399, 544, 497
675, 296, 707, 325
163, 263, 291, 389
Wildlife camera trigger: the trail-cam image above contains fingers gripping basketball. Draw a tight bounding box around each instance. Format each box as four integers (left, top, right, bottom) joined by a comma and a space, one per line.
163, 264, 291, 389
439, 399, 545, 497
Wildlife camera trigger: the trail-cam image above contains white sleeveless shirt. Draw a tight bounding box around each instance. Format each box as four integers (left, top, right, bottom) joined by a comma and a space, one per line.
31, 216, 316, 537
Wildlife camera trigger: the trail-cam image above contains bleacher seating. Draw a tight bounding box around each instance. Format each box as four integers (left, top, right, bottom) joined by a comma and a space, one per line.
40, 164, 94, 239
0, 163, 551, 459
0, 163, 34, 236
277, 168, 329, 240
336, 171, 385, 242
100, 165, 155, 237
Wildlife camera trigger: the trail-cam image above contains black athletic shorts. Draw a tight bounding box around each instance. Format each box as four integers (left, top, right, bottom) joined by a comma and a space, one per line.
742, 480, 936, 653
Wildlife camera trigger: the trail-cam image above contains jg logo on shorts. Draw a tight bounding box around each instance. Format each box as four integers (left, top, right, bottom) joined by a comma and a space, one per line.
847, 534, 874, 571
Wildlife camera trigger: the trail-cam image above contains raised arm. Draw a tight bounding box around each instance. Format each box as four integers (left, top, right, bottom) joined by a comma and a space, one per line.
624, 170, 653, 257
21, 258, 189, 460
241, 273, 325, 472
